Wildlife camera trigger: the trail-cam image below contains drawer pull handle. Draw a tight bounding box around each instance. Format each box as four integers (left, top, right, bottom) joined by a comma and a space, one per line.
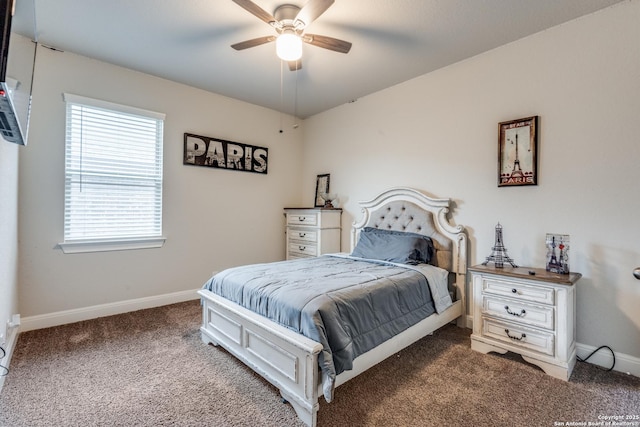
504, 306, 526, 317
511, 288, 518, 294
298, 233, 306, 238
504, 329, 526, 341
298, 246, 306, 251
299, 217, 306, 221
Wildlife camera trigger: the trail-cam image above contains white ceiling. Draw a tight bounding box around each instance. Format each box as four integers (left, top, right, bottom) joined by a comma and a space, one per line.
11, 0, 624, 118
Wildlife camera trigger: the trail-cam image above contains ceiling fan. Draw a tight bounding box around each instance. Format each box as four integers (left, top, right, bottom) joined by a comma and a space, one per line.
231, 0, 352, 71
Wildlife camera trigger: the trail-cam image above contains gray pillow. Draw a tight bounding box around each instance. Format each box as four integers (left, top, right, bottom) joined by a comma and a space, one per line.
351, 227, 434, 265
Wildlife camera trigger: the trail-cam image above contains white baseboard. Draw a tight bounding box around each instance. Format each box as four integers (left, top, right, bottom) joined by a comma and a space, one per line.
20, 289, 201, 333
0, 323, 20, 394
465, 314, 473, 329
576, 343, 640, 379
466, 318, 638, 379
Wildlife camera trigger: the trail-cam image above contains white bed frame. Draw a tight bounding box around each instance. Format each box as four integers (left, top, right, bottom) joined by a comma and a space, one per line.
198, 187, 468, 427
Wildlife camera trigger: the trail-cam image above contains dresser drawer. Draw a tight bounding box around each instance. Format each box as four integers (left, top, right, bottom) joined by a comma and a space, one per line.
288, 253, 313, 260
288, 242, 318, 257
284, 208, 342, 260
482, 278, 555, 305
288, 228, 318, 243
287, 213, 318, 227
481, 317, 555, 356
482, 295, 555, 330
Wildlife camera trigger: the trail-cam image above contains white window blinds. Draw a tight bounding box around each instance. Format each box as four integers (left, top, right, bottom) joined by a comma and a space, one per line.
63, 94, 165, 247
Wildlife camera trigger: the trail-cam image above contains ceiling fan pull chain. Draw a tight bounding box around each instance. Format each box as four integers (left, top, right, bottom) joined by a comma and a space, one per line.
293, 61, 299, 128
279, 59, 284, 133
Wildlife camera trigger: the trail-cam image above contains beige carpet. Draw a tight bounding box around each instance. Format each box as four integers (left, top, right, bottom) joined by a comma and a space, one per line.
0, 300, 638, 427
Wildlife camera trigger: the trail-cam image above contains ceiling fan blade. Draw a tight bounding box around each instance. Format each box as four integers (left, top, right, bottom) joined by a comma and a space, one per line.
232, 0, 277, 25
288, 60, 302, 71
231, 35, 276, 50
294, 0, 334, 28
303, 34, 352, 54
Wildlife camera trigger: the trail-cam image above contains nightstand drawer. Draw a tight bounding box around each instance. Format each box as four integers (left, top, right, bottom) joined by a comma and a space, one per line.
288, 228, 318, 243
470, 265, 580, 381
482, 278, 554, 305
482, 317, 555, 357
287, 213, 318, 227
288, 242, 318, 257
483, 296, 555, 330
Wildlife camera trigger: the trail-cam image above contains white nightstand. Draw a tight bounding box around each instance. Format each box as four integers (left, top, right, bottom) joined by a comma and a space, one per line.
284, 208, 341, 260
469, 264, 581, 381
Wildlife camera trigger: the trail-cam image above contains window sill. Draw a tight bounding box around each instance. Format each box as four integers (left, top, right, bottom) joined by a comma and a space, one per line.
58, 237, 166, 254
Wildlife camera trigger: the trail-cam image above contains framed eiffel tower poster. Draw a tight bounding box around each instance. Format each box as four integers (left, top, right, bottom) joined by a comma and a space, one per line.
498, 116, 538, 187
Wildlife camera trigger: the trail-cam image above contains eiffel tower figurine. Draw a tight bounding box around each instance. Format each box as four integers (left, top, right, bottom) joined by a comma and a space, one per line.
482, 223, 518, 268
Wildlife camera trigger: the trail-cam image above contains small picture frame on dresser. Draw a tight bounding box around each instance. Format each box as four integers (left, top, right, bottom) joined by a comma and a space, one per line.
314, 174, 330, 207
546, 233, 570, 274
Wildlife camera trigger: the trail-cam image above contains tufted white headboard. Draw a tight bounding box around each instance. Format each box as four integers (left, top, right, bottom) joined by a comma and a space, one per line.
351, 187, 467, 277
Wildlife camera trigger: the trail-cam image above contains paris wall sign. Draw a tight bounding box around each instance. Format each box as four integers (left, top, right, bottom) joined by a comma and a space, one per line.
497, 116, 538, 187
183, 133, 268, 174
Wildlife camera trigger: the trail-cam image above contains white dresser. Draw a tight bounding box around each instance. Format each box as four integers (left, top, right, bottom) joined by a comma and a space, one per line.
469, 264, 581, 381
284, 208, 342, 260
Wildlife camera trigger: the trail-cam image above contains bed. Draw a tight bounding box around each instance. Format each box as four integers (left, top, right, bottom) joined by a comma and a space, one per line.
198, 187, 468, 427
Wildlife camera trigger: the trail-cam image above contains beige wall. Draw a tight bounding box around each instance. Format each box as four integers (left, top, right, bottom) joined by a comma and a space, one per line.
0, 139, 19, 347
302, 1, 640, 358
18, 47, 304, 317
10, 0, 639, 366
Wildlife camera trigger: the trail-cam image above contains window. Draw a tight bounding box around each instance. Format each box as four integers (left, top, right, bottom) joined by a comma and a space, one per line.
60, 93, 165, 253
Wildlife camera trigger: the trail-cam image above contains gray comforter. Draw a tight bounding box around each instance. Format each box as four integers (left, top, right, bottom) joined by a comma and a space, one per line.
202, 254, 451, 401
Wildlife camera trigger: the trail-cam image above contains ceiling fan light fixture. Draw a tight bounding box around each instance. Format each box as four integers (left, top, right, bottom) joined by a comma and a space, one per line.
276, 31, 302, 61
